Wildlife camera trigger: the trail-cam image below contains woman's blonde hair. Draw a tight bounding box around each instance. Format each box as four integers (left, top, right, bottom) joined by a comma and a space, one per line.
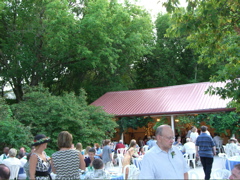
57, 131, 73, 149
76, 143, 83, 151
128, 139, 137, 150
84, 146, 91, 155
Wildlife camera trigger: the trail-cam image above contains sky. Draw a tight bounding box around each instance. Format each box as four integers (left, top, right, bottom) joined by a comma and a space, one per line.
126, 0, 187, 21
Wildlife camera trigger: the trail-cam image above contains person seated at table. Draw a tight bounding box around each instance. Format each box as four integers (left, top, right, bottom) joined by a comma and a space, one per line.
76, 142, 83, 155
84, 159, 111, 179
182, 138, 196, 154
84, 146, 91, 158
115, 140, 125, 153
138, 146, 145, 156
18, 151, 27, 179
173, 136, 182, 146
0, 147, 9, 164
84, 148, 96, 168
94, 143, 102, 156
2, 148, 21, 171
227, 138, 238, 148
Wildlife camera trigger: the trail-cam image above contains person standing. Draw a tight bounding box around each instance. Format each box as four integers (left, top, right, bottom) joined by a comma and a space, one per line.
139, 125, 189, 179
101, 139, 114, 169
51, 131, 85, 179
190, 127, 199, 144
29, 134, 51, 180
196, 126, 216, 180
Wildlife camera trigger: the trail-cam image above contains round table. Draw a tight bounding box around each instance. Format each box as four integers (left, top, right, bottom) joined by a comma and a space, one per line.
225, 156, 240, 170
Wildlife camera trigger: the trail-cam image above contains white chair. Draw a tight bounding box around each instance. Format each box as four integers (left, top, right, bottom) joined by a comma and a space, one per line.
117, 154, 124, 172
185, 153, 196, 169
183, 153, 188, 162
8, 165, 20, 180
188, 170, 199, 179
123, 164, 140, 179
143, 145, 149, 152
117, 148, 126, 155
212, 168, 231, 179
218, 153, 228, 169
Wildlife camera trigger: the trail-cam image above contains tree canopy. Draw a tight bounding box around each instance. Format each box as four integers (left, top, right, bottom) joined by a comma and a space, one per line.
134, 13, 216, 89
0, 0, 154, 103
164, 0, 240, 111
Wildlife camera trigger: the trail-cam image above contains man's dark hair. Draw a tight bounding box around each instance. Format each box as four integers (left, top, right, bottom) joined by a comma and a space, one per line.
18, 151, 25, 159
92, 159, 103, 169
0, 164, 10, 180
201, 126, 207, 132
88, 148, 96, 154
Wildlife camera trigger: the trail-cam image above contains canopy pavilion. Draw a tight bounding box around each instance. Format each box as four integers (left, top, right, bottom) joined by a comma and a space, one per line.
91, 81, 235, 142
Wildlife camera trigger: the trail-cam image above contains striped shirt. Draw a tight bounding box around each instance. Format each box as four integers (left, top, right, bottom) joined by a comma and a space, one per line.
196, 133, 215, 158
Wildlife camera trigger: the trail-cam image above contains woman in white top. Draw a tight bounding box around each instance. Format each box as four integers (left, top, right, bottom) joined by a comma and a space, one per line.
190, 127, 199, 143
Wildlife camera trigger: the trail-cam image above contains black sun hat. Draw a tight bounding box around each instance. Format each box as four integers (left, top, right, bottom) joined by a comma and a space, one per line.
32, 134, 51, 146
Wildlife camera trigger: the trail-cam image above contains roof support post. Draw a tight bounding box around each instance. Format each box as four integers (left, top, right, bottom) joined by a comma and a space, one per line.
121, 133, 124, 144
171, 115, 175, 136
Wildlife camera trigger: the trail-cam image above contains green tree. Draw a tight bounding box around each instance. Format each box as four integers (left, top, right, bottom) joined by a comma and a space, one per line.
164, 0, 240, 110
11, 85, 118, 149
56, 0, 154, 102
0, 98, 32, 150
135, 13, 216, 89
0, 0, 154, 103
0, 0, 85, 102
117, 116, 154, 134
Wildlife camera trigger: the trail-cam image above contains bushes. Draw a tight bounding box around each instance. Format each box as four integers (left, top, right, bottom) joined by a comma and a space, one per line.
0, 85, 117, 151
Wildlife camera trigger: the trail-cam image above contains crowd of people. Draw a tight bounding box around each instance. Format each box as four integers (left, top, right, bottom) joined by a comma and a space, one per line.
0, 126, 240, 180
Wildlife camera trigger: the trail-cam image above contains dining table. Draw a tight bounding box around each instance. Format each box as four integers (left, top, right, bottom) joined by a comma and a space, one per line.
225, 156, 240, 170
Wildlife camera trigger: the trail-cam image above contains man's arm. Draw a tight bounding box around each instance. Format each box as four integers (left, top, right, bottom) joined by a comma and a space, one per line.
212, 146, 216, 156
195, 146, 199, 157
184, 172, 188, 180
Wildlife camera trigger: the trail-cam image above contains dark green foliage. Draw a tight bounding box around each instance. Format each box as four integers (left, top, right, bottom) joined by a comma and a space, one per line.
117, 116, 154, 134
0, 98, 33, 150
153, 117, 169, 130
134, 13, 216, 89
11, 85, 118, 150
175, 112, 240, 136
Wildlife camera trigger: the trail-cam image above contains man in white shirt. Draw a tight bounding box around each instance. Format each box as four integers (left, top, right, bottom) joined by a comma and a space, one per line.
0, 147, 9, 164
139, 125, 189, 179
213, 133, 222, 146
2, 148, 21, 170
182, 138, 196, 154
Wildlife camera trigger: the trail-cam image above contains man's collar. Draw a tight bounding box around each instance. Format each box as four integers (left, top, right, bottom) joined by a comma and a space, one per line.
154, 143, 173, 154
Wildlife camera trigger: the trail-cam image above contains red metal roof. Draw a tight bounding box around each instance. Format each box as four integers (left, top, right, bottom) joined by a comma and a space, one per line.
91, 82, 235, 117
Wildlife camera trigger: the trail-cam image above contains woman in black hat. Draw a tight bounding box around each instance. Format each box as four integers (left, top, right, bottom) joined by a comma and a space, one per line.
29, 134, 51, 180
